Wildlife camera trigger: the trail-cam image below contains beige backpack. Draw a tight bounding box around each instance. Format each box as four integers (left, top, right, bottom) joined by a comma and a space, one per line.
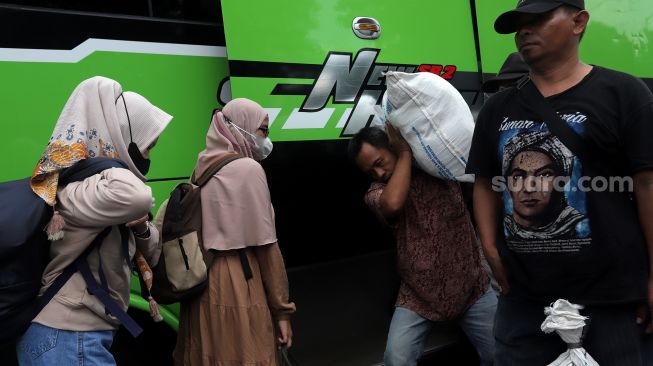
146, 153, 241, 304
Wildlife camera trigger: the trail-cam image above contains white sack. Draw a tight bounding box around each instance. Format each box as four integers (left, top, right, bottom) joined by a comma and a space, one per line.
382, 71, 475, 182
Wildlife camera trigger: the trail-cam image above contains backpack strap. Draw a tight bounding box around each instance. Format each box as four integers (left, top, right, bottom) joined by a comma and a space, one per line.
77, 233, 142, 337
38, 225, 143, 337
59, 158, 128, 185
238, 249, 253, 280
191, 153, 243, 187
38, 158, 128, 309
517, 76, 596, 172
517, 77, 635, 206
39, 228, 112, 310
37, 158, 143, 337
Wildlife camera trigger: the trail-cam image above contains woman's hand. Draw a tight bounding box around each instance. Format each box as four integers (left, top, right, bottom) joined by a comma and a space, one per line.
277, 319, 293, 348
126, 215, 149, 235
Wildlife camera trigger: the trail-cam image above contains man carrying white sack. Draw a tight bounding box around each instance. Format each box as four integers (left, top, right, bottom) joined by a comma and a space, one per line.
466, 0, 653, 364
348, 125, 496, 366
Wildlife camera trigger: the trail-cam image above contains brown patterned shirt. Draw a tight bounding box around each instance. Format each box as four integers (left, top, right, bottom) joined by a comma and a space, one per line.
365, 170, 488, 321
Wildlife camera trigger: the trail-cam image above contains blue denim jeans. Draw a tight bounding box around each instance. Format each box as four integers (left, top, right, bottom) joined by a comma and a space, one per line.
16, 323, 115, 366
384, 285, 497, 366
495, 295, 653, 366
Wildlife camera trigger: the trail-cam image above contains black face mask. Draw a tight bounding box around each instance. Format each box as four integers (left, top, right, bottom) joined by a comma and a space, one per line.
120, 93, 151, 176
128, 142, 150, 175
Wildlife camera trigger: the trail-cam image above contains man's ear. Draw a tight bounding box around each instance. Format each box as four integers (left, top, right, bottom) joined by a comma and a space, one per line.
573, 10, 590, 37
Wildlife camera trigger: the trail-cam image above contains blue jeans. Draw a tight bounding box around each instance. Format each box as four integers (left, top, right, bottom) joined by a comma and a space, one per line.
16, 323, 115, 366
495, 295, 653, 366
384, 286, 497, 366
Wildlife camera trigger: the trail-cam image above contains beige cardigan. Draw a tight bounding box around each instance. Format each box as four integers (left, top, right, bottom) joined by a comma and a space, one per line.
33, 168, 161, 331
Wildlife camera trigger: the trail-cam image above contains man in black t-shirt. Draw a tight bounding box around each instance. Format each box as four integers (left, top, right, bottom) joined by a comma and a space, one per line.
467, 0, 653, 364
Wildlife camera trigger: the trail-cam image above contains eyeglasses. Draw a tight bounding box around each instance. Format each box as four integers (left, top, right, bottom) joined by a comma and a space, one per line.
224, 114, 270, 137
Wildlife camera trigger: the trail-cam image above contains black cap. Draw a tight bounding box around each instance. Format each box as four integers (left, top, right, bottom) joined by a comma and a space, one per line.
482, 52, 529, 92
494, 0, 585, 34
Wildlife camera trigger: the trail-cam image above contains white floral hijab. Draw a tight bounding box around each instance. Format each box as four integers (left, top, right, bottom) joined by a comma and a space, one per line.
30, 76, 171, 206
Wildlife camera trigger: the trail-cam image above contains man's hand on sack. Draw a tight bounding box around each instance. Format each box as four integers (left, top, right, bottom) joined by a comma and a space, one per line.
385, 123, 411, 155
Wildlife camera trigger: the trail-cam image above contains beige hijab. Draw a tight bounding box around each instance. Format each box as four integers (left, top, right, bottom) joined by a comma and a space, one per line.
195, 98, 277, 251
31, 76, 172, 206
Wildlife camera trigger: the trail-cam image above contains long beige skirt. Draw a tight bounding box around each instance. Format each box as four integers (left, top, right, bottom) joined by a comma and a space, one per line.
173, 249, 278, 366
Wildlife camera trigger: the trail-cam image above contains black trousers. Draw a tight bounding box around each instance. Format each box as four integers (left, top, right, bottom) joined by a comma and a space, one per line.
494, 295, 653, 366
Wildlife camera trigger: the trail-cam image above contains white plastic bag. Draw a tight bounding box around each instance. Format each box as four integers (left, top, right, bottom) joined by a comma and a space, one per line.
541, 299, 599, 366
382, 71, 475, 182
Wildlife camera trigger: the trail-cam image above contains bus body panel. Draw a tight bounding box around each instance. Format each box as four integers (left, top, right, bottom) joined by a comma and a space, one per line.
2, 1, 653, 364
222, 0, 482, 142
476, 0, 653, 80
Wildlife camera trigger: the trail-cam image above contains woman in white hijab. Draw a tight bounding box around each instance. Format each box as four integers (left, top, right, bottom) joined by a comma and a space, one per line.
174, 98, 295, 366
17, 76, 172, 366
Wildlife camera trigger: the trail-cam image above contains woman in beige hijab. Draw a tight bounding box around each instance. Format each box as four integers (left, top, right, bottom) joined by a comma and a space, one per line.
17, 76, 172, 366
174, 98, 295, 366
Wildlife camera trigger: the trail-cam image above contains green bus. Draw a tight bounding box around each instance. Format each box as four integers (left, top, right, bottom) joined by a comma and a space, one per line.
1, 0, 651, 364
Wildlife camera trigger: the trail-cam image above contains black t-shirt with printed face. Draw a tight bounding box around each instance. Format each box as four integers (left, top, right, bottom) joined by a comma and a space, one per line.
467, 66, 653, 305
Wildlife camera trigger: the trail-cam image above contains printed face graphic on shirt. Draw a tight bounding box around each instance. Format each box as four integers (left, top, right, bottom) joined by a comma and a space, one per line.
499, 117, 591, 253
508, 150, 559, 228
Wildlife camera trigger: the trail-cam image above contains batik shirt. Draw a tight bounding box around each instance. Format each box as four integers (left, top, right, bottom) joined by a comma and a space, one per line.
365, 170, 488, 320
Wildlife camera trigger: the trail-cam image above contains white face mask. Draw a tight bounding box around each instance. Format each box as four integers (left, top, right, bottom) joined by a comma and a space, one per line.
228, 121, 274, 160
